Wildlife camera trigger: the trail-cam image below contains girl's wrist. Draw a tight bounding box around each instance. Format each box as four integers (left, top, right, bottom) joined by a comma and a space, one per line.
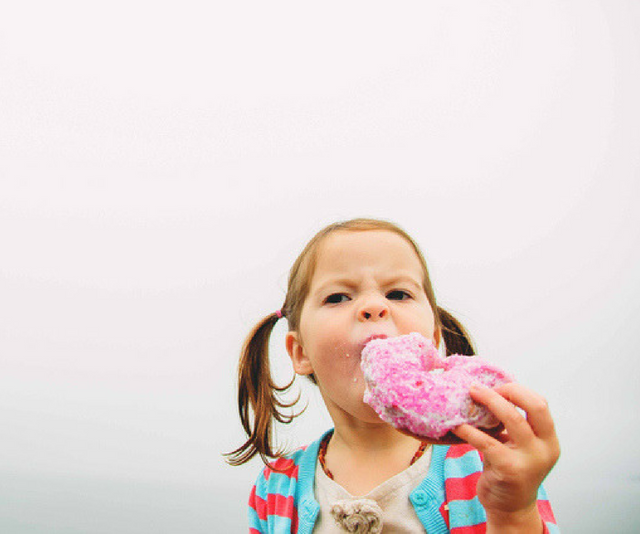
485, 503, 543, 534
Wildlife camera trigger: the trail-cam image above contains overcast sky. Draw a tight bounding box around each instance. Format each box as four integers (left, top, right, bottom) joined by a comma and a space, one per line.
1, 1, 639, 532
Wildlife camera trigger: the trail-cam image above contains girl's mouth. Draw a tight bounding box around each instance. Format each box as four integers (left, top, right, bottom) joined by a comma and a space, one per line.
361, 334, 389, 348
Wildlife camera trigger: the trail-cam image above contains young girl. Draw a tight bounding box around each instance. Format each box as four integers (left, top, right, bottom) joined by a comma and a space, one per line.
227, 218, 560, 533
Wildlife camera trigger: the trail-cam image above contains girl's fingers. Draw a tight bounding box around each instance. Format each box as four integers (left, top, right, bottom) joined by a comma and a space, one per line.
468, 384, 535, 445
452, 423, 503, 454
452, 420, 521, 468
450, 422, 510, 449
492, 382, 557, 441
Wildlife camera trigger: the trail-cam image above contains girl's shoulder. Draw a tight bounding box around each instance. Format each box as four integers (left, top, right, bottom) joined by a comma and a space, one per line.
249, 435, 325, 531
254, 431, 328, 488
257, 446, 311, 483
249, 446, 313, 534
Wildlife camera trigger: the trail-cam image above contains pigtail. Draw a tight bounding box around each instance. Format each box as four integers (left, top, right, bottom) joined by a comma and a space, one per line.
437, 306, 476, 356
224, 312, 298, 467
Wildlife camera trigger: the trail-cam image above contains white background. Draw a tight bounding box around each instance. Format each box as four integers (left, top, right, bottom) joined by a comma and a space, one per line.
1, 1, 639, 532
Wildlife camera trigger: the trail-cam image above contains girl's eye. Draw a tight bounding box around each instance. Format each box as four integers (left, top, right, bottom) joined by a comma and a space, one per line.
325, 293, 349, 304
324, 293, 350, 304
387, 290, 411, 301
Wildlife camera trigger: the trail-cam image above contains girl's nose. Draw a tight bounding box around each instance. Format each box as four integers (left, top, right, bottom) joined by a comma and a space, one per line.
358, 297, 389, 321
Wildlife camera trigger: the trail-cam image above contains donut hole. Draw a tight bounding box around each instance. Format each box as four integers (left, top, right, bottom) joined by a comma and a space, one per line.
467, 402, 480, 418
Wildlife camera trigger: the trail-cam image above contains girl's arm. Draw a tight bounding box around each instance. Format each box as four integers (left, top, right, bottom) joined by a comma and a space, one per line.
453, 382, 561, 533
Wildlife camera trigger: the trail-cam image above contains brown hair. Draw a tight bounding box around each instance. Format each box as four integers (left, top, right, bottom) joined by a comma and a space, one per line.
225, 218, 475, 467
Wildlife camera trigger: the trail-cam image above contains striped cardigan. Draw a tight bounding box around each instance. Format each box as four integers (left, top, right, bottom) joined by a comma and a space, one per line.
249, 430, 559, 533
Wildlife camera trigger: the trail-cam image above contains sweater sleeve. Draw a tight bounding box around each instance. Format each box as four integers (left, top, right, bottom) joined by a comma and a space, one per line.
443, 444, 560, 533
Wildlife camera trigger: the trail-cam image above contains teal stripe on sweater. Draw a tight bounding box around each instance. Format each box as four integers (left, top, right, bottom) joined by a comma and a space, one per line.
443, 449, 482, 479
448, 496, 486, 529
248, 506, 266, 532
267, 513, 292, 532
254, 472, 296, 501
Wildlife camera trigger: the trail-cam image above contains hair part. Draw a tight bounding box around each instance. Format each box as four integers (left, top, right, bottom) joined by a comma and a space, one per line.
225, 218, 475, 467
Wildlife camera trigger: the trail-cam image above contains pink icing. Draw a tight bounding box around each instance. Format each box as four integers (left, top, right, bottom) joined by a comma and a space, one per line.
360, 333, 514, 438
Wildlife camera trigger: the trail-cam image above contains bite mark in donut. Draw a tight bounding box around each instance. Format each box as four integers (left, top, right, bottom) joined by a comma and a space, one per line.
360, 333, 514, 442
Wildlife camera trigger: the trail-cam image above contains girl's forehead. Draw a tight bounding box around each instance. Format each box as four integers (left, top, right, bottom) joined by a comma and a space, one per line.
313, 230, 424, 276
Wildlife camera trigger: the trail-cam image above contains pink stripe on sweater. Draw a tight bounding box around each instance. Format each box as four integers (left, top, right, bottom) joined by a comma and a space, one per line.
538, 499, 556, 524
263, 458, 298, 481
267, 493, 295, 518
445, 471, 482, 501
445, 444, 476, 459
249, 486, 267, 521
250, 489, 298, 529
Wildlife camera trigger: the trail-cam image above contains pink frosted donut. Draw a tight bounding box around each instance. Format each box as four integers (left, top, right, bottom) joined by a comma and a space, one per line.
361, 333, 514, 440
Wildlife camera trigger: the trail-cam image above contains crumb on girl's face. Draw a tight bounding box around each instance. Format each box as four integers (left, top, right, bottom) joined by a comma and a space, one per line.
285, 230, 438, 426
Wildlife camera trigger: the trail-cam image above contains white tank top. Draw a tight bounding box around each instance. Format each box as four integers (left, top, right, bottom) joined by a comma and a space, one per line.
313, 445, 432, 533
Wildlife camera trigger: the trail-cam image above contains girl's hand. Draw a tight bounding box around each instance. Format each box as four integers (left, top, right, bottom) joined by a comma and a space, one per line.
452, 382, 560, 533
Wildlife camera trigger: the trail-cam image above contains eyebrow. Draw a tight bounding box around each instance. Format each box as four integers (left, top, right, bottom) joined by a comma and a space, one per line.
383, 275, 424, 292
312, 278, 358, 295
312, 274, 424, 295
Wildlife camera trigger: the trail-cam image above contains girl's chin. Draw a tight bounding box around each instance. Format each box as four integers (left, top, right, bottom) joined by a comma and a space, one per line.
358, 403, 387, 424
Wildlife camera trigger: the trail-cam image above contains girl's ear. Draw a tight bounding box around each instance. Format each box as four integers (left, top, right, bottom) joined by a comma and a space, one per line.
286, 331, 314, 375
434, 326, 442, 348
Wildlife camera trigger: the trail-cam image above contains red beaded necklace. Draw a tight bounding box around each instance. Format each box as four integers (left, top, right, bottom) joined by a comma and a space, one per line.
317, 431, 430, 481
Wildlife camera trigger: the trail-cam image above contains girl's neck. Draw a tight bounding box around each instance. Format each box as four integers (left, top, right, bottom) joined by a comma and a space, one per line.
324, 423, 423, 496
330, 421, 413, 453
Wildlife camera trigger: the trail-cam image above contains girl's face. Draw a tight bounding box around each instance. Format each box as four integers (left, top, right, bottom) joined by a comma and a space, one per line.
286, 230, 439, 426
